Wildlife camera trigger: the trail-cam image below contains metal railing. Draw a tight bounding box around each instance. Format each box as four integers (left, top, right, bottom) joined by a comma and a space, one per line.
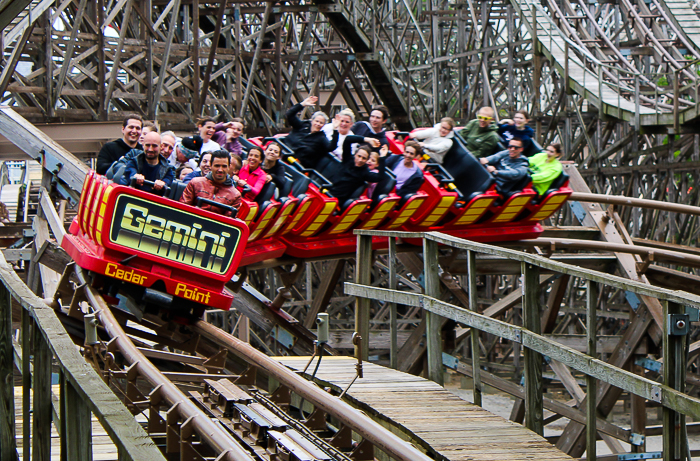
346, 229, 700, 460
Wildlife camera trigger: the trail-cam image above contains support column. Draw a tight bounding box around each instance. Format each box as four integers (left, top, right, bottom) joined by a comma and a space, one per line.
522, 262, 542, 435
0, 284, 17, 461
663, 301, 687, 461
62, 376, 92, 460
586, 281, 598, 461
355, 234, 372, 360
423, 239, 443, 385
467, 250, 482, 406
33, 328, 52, 461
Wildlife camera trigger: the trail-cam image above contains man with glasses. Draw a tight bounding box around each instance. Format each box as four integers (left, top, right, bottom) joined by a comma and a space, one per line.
480, 137, 530, 195
458, 107, 501, 158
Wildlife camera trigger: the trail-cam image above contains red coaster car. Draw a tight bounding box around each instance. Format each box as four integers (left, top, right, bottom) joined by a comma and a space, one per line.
62, 171, 249, 314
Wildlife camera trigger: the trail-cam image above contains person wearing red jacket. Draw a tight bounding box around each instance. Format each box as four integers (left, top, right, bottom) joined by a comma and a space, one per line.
179, 150, 241, 216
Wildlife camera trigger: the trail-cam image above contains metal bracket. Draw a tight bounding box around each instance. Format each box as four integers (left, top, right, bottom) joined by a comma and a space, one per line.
629, 432, 645, 447
270, 326, 296, 350
617, 452, 661, 460
668, 313, 689, 336
634, 356, 662, 373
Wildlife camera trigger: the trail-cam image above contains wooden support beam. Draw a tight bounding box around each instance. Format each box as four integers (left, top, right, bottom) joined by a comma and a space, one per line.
587, 281, 598, 461
240, 2, 273, 116
423, 239, 443, 385
355, 235, 372, 361
522, 262, 543, 436
103, 0, 133, 112
303, 259, 346, 329
467, 250, 482, 406
198, 0, 228, 116
62, 376, 92, 460
0, 283, 17, 461
153, 0, 180, 116
663, 301, 687, 461
54, 0, 88, 110
32, 326, 52, 461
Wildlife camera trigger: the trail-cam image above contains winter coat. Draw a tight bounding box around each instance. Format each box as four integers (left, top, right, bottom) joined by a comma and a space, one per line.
119, 150, 174, 193
180, 173, 241, 216
285, 104, 338, 168
458, 120, 500, 158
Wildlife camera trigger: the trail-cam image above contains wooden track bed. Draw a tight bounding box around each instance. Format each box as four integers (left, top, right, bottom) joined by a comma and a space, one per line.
279, 356, 574, 461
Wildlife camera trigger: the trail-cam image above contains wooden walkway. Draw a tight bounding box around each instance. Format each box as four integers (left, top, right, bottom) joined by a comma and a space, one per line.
279, 356, 574, 461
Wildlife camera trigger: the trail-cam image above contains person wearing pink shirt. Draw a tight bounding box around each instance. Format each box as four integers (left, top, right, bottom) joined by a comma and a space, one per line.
237, 147, 267, 200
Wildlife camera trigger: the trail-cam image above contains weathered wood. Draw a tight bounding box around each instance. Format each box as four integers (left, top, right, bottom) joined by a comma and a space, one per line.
0, 252, 165, 460
0, 283, 17, 461
586, 281, 598, 461
63, 378, 92, 460
303, 259, 345, 329
355, 235, 372, 360
663, 301, 687, 461
345, 283, 700, 419
388, 238, 398, 369
467, 250, 482, 406
522, 262, 543, 436
32, 324, 52, 461
423, 239, 443, 385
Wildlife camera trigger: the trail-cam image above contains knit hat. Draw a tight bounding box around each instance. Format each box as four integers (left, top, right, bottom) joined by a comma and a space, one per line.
177, 135, 203, 159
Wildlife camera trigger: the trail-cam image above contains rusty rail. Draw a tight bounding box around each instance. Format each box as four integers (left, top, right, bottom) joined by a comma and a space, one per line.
75, 267, 257, 461
570, 191, 700, 216
194, 320, 434, 461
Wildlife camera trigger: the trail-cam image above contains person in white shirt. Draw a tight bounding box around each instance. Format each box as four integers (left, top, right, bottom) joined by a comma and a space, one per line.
196, 117, 222, 153
322, 109, 355, 161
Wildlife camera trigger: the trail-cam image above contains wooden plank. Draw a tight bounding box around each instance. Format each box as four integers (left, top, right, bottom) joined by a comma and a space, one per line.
0, 252, 165, 460
423, 239, 443, 385
0, 283, 17, 461
355, 235, 372, 360
32, 327, 51, 461
64, 379, 92, 461
522, 262, 543, 436
303, 259, 345, 329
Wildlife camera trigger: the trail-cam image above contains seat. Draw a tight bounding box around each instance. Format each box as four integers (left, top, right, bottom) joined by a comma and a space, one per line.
441, 137, 495, 201
168, 180, 188, 201
256, 181, 277, 206
315, 154, 344, 184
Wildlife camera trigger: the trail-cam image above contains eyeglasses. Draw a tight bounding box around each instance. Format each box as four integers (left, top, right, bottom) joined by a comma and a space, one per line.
508, 145, 522, 149
477, 115, 493, 121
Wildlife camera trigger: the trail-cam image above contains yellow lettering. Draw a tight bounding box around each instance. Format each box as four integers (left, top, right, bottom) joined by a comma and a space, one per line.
144, 215, 166, 239
121, 203, 148, 232
105, 263, 147, 286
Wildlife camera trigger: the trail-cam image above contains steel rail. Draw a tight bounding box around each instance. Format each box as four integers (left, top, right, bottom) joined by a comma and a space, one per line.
193, 320, 434, 461
512, 237, 700, 268
75, 268, 257, 461
570, 191, 700, 216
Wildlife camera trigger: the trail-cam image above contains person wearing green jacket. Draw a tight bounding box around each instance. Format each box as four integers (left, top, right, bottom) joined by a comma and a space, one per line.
529, 143, 564, 195
458, 107, 501, 158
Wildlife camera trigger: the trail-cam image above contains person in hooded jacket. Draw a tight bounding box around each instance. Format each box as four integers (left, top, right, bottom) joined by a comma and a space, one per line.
458, 107, 501, 158
284, 96, 337, 168
408, 117, 455, 164
480, 136, 530, 196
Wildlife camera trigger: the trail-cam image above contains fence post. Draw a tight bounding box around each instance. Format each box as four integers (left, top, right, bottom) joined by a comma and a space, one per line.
663, 301, 687, 461
388, 237, 398, 369
423, 238, 443, 385
0, 283, 17, 461
467, 250, 482, 406
522, 262, 543, 435
586, 281, 598, 461
33, 326, 52, 461
355, 234, 372, 361
62, 375, 93, 460
21, 309, 30, 461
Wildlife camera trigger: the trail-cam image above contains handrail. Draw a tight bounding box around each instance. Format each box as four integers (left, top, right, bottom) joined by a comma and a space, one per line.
570, 191, 700, 217
0, 253, 165, 460
349, 229, 698, 457
355, 230, 700, 307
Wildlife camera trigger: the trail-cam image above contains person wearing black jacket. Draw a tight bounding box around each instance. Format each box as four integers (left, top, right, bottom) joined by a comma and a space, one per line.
351, 105, 390, 149
96, 114, 143, 174
285, 96, 337, 168
385, 140, 424, 199
262, 142, 286, 191
328, 134, 387, 205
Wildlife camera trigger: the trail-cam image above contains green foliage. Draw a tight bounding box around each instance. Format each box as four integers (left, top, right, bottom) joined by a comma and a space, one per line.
657, 76, 669, 87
